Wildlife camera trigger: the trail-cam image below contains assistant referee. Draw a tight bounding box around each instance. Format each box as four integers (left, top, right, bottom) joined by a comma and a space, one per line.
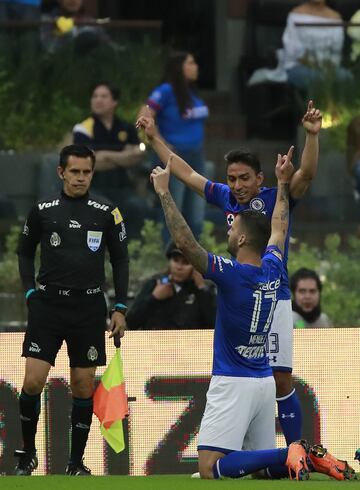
15, 144, 129, 476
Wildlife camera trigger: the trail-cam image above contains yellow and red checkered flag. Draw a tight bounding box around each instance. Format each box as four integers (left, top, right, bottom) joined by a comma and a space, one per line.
93, 334, 128, 453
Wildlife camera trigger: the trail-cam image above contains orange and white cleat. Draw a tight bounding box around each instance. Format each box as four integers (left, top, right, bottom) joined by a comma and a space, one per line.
286, 440, 310, 481
308, 444, 356, 480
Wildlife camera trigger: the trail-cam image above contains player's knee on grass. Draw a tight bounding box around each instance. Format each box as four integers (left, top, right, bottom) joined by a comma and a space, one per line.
198, 451, 224, 479
273, 371, 293, 397
199, 462, 215, 479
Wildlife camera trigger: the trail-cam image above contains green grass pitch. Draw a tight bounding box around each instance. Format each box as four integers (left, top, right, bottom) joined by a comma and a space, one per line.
1, 474, 359, 490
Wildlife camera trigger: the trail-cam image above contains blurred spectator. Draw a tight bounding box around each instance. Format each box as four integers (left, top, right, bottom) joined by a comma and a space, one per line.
73, 81, 142, 202
72, 81, 154, 237
138, 51, 209, 242
290, 268, 332, 328
41, 0, 109, 54
0, 0, 40, 20
248, 0, 351, 91
126, 242, 216, 330
347, 9, 360, 62
282, 0, 350, 90
346, 115, 360, 201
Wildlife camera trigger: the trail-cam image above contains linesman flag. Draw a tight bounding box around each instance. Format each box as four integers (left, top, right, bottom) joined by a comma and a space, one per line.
93, 334, 129, 453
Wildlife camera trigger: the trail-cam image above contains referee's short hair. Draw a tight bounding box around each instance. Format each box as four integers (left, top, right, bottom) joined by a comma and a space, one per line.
59, 145, 96, 170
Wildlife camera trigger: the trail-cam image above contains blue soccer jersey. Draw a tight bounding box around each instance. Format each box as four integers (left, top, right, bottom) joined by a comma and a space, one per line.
204, 247, 284, 377
147, 83, 209, 150
205, 181, 296, 300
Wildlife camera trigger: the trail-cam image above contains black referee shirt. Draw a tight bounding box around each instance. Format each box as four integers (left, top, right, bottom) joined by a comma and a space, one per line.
17, 191, 129, 304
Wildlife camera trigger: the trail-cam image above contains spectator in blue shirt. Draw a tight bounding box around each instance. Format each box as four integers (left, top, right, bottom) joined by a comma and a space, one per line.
138, 51, 209, 242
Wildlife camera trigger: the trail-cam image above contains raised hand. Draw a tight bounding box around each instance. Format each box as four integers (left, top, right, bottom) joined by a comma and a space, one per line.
276, 146, 295, 183
150, 154, 173, 194
135, 115, 157, 139
302, 100, 322, 135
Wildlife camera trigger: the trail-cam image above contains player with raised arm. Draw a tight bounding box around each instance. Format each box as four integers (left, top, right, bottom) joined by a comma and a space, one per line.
149, 152, 355, 481
137, 101, 322, 447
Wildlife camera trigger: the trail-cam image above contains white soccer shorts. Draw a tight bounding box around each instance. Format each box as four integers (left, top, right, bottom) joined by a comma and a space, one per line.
197, 375, 276, 452
266, 299, 293, 371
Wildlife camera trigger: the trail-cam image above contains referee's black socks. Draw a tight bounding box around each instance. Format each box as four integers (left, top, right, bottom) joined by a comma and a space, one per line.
19, 389, 41, 452
69, 396, 93, 465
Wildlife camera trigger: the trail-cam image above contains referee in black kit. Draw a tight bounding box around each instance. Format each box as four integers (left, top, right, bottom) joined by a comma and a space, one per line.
15, 145, 129, 476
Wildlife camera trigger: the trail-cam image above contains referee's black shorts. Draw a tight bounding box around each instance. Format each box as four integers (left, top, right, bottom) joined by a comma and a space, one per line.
22, 288, 108, 368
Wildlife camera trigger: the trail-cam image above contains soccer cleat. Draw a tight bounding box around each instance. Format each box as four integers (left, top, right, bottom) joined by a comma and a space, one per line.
308, 444, 356, 480
285, 440, 310, 480
66, 460, 91, 476
14, 449, 38, 476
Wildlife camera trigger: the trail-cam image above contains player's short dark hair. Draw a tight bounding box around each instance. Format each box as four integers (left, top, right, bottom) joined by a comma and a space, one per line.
59, 145, 96, 170
92, 81, 120, 101
290, 268, 322, 293
225, 149, 262, 174
239, 209, 271, 255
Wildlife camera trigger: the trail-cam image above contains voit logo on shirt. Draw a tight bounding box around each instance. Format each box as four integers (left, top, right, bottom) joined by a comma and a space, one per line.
87, 231, 103, 252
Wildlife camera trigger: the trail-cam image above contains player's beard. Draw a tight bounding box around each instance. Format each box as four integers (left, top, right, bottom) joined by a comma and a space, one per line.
227, 240, 237, 258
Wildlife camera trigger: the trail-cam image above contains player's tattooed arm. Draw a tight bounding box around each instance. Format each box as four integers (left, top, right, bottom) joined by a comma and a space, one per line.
159, 191, 208, 274
151, 156, 208, 273
268, 150, 293, 253
270, 183, 290, 252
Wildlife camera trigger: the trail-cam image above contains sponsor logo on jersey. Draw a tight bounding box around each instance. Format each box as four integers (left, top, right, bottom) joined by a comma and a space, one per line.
214, 256, 233, 273
69, 219, 81, 229
38, 199, 59, 211
250, 197, 265, 212
183, 105, 209, 120
235, 344, 265, 359
87, 200, 109, 212
87, 346, 98, 361
281, 413, 295, 419
226, 212, 235, 227
87, 231, 103, 252
86, 286, 101, 295
22, 221, 29, 236
258, 279, 280, 291
111, 207, 123, 225
119, 221, 126, 241
50, 232, 61, 247
29, 342, 41, 353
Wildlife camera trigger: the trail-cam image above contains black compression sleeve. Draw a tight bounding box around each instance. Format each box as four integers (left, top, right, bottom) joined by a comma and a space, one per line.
18, 255, 36, 292
111, 256, 129, 305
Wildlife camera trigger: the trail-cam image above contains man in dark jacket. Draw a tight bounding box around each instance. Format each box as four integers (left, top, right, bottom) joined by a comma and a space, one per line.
126, 242, 216, 330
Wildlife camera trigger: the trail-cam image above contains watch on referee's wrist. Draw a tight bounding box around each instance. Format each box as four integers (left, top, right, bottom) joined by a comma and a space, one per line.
110, 303, 127, 317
